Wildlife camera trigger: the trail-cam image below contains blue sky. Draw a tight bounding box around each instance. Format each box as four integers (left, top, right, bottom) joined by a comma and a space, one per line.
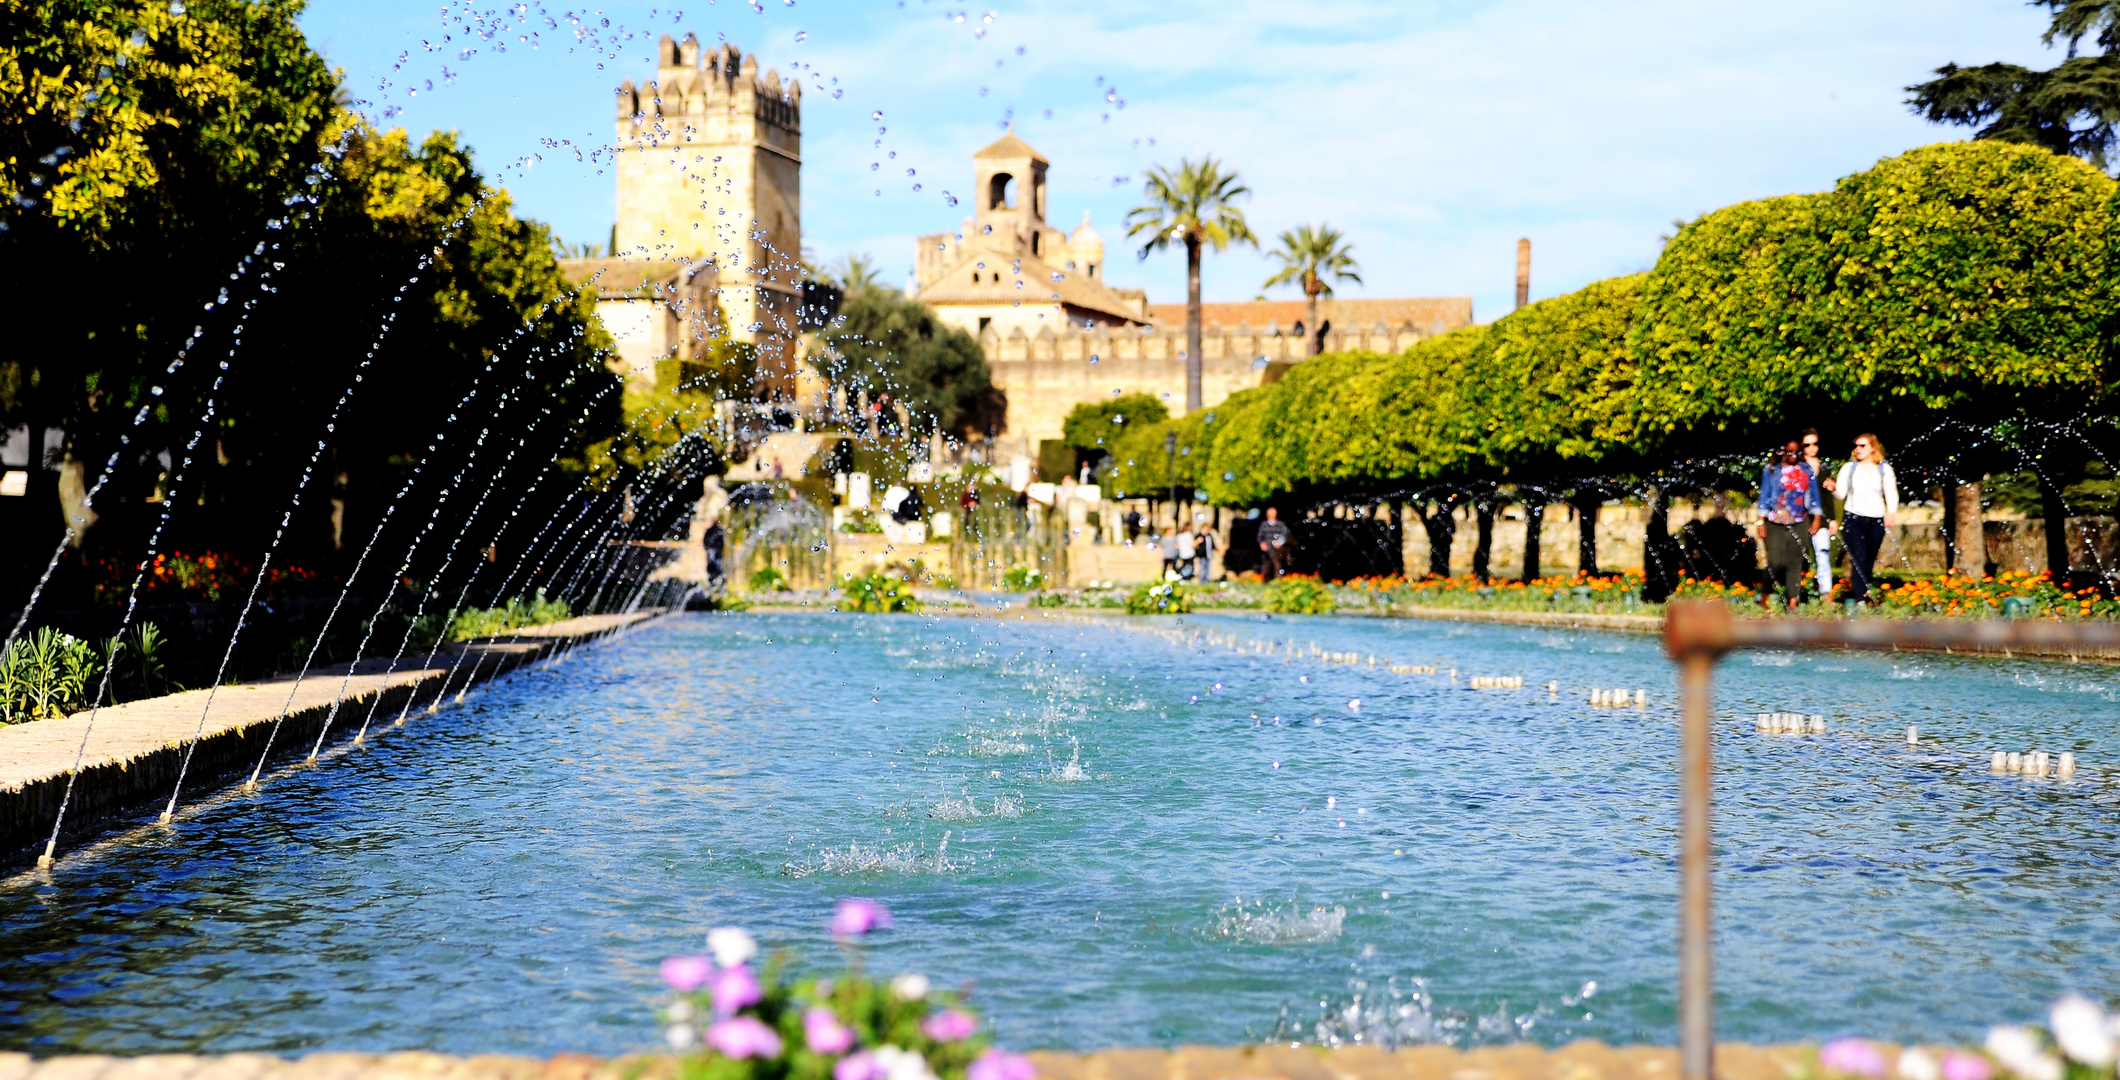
300, 0, 2061, 321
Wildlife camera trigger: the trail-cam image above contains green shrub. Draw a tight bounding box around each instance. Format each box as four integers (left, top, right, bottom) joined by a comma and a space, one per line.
0, 627, 102, 723
1001, 565, 1047, 591
1263, 575, 1337, 614
839, 572, 923, 613
447, 594, 572, 642
748, 567, 792, 592
1126, 582, 1193, 615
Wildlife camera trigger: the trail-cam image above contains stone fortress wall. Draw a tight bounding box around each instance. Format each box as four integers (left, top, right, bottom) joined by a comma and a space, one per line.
983, 304, 1472, 457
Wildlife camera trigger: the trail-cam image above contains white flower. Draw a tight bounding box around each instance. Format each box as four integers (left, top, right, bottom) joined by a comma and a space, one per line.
2050, 994, 2116, 1067
890, 973, 931, 1001
1987, 1025, 2063, 1080
667, 999, 696, 1023
1897, 1048, 1940, 1080
666, 1023, 698, 1051
874, 1045, 939, 1080
707, 927, 758, 970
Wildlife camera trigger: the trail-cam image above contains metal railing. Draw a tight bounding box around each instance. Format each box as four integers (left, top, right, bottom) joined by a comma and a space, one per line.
1661, 602, 2120, 1080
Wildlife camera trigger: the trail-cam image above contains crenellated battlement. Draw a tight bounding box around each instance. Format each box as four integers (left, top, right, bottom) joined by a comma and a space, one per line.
613, 36, 801, 131
980, 318, 1445, 455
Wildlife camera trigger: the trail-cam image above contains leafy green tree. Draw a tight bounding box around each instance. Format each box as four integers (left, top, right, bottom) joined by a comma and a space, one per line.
1908, 0, 2120, 168
0, 0, 623, 612
1630, 140, 2116, 452
1461, 274, 1645, 580
1262, 223, 1362, 356
815, 286, 1004, 440
1125, 157, 1255, 413
1060, 393, 1168, 456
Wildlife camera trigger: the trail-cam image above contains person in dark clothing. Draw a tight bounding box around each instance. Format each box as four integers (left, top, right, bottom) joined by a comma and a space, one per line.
1256, 507, 1292, 581
1756, 440, 1822, 609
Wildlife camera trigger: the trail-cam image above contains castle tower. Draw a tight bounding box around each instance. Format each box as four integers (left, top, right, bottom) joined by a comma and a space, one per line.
612, 35, 802, 385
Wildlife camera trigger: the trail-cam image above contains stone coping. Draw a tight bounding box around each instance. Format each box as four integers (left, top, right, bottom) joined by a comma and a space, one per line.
0, 1043, 1829, 1080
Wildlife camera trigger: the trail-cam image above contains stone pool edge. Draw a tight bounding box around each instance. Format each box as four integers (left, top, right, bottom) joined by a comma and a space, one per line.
0, 611, 664, 875
0, 1041, 1835, 1080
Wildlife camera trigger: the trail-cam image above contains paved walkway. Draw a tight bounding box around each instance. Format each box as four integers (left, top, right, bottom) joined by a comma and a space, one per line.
0, 612, 659, 870
0, 1042, 1823, 1080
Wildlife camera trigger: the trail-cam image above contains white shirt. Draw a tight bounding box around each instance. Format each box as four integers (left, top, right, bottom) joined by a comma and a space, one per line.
1834, 460, 1900, 519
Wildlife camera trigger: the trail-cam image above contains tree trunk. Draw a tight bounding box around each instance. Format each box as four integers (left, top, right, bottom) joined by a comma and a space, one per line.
1387, 498, 1406, 578
1521, 493, 1546, 583
1574, 493, 1601, 576
1944, 481, 1983, 573
1417, 499, 1455, 578
1472, 494, 1496, 582
1185, 236, 1204, 413
1644, 485, 1678, 602
2039, 470, 2071, 581
1305, 279, 1321, 358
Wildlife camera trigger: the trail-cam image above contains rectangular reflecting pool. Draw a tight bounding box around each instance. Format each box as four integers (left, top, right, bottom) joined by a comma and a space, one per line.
3, 610, 2116, 1057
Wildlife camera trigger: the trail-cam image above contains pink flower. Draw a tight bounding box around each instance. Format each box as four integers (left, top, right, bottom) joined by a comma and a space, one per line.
836, 1050, 888, 1080
1821, 1040, 1890, 1078
1942, 1053, 1993, 1080
922, 1009, 978, 1042
710, 963, 763, 1016
833, 899, 893, 937
969, 1048, 1036, 1080
806, 1007, 857, 1054
706, 1016, 784, 1059
660, 955, 713, 993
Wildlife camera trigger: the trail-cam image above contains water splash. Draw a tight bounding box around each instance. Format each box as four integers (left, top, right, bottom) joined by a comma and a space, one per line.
1206, 900, 1346, 945
1269, 967, 1557, 1049
1041, 743, 1092, 782
930, 790, 1026, 821
785, 832, 968, 876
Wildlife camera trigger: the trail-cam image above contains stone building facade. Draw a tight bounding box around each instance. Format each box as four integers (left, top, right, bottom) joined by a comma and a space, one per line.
563, 36, 803, 388
913, 134, 1475, 463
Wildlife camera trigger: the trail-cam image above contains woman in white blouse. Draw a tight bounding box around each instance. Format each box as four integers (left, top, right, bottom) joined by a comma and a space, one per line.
1832, 433, 1898, 602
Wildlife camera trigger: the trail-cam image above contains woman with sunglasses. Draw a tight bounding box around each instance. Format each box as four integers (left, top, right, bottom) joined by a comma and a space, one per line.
1833, 434, 1899, 603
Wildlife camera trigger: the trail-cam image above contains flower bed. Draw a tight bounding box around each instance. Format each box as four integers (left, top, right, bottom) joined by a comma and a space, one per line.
657, 901, 1033, 1080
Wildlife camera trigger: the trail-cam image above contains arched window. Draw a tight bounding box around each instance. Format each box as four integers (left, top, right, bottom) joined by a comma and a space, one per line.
988, 172, 1015, 210
1031, 232, 1041, 256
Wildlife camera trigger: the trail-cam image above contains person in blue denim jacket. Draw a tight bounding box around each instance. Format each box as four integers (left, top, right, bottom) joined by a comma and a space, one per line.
1756, 439, 1823, 609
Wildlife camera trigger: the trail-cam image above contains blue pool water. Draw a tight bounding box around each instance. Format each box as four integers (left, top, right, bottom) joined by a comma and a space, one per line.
3, 610, 2117, 1057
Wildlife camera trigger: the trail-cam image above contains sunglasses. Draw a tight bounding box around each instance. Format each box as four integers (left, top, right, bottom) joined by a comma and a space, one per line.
1802, 440, 1818, 447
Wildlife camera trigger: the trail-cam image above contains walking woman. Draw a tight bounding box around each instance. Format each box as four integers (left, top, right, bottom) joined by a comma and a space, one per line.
1833, 434, 1899, 603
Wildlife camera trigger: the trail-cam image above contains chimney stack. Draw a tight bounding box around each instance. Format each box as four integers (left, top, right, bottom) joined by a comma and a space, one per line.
1515, 238, 1531, 310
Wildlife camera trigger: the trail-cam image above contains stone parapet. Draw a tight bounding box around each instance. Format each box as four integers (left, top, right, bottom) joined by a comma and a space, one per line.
0, 1043, 1827, 1080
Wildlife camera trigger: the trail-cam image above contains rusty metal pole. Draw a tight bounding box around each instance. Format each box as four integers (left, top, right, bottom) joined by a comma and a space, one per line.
1664, 602, 1732, 1080
1677, 648, 1716, 1080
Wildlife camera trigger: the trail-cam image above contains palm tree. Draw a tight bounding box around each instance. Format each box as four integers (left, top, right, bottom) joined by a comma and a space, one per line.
1125, 157, 1255, 412
1262, 224, 1361, 356
834, 253, 888, 294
